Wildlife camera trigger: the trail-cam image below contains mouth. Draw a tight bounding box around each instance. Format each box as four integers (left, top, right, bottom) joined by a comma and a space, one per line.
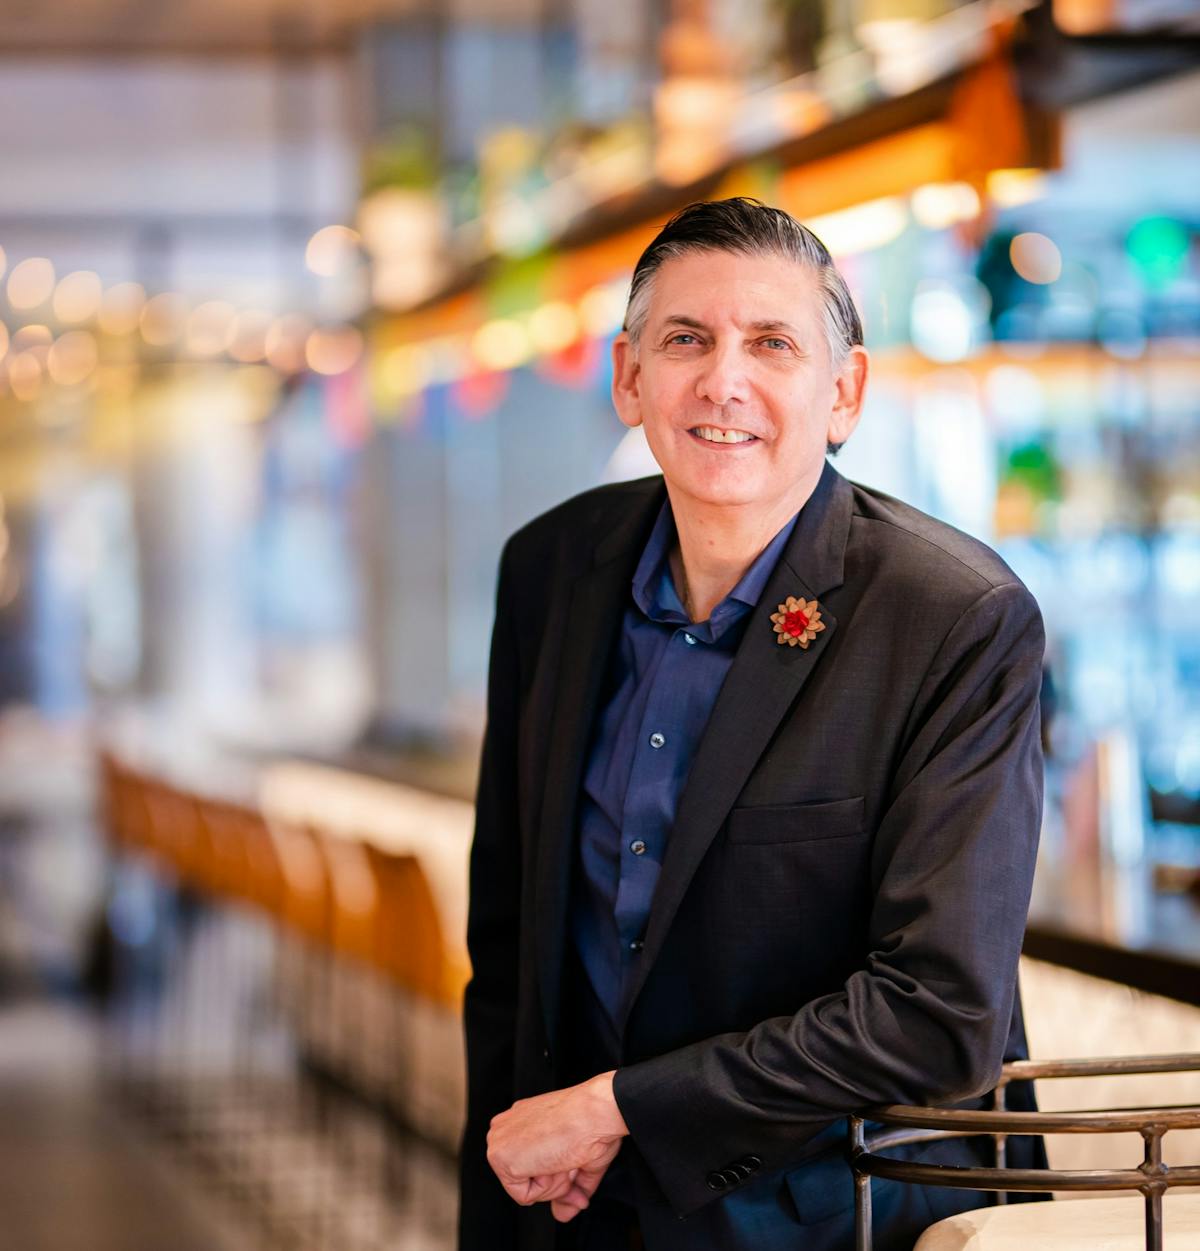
688, 425, 760, 447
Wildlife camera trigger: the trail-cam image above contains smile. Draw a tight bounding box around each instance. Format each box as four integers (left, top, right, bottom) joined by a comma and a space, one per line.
688, 426, 759, 445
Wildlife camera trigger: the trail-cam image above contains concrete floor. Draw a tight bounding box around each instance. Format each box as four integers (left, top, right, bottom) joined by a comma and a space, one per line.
0, 998, 256, 1251
0, 719, 466, 1251
0, 806, 459, 1251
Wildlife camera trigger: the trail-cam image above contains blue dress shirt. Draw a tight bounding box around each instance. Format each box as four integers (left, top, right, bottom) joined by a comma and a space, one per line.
570, 494, 801, 1050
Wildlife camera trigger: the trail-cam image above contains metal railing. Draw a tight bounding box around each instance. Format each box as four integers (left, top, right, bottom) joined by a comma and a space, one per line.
850, 1054, 1200, 1251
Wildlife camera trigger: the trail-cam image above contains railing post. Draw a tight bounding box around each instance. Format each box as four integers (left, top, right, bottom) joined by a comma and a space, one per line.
851, 1116, 872, 1251
993, 1077, 1009, 1205
1140, 1126, 1166, 1251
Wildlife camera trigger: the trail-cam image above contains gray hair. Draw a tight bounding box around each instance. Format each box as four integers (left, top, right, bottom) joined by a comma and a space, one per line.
622, 199, 863, 453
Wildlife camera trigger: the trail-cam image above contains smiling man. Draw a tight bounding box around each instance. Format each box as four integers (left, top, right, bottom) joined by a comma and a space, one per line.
460, 199, 1047, 1251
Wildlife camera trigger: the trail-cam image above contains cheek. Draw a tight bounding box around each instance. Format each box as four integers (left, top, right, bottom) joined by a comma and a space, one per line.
644, 368, 691, 409
767, 386, 826, 440
638, 378, 693, 436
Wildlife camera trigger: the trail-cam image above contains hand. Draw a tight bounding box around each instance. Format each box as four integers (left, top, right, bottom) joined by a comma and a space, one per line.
487, 1071, 628, 1221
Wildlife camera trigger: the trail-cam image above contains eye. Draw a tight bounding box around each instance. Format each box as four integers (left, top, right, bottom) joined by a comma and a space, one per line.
761, 337, 791, 351
668, 332, 699, 345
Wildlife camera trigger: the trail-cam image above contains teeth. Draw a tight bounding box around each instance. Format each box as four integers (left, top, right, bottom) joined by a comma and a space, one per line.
692, 426, 756, 444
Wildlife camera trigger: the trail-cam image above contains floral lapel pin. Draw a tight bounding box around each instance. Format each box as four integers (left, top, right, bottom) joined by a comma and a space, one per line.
770, 595, 826, 648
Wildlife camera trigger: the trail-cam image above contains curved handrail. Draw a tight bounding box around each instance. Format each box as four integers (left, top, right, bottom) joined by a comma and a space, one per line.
853, 1155, 1200, 1192
863, 1103, 1200, 1134
1001, 1054, 1200, 1080
849, 1052, 1200, 1251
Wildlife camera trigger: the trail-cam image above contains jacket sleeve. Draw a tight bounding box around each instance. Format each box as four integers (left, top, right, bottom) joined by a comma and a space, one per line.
458, 539, 523, 1249
611, 581, 1046, 1218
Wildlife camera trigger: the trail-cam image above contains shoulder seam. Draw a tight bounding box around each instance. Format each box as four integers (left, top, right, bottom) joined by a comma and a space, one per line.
851, 512, 1010, 591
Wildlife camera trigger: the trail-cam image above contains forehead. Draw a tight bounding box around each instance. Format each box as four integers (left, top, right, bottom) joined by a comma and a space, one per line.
646, 249, 823, 328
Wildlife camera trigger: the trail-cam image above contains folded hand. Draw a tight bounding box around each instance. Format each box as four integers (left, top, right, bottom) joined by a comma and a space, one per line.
487, 1071, 628, 1221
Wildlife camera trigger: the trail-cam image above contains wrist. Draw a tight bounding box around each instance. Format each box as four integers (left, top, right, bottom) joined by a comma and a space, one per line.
584, 1070, 629, 1138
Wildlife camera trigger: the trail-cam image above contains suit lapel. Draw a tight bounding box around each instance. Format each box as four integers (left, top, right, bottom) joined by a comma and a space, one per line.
534, 478, 666, 1052
620, 460, 856, 1027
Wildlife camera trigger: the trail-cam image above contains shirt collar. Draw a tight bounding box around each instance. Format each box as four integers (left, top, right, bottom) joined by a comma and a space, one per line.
631, 495, 801, 642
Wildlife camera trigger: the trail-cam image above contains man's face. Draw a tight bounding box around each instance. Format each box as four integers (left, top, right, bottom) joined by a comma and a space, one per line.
611, 249, 868, 516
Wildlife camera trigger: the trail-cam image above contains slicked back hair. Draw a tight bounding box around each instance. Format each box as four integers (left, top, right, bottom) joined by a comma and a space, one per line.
621, 198, 864, 455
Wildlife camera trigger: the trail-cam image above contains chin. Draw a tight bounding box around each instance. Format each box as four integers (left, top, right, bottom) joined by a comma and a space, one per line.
666, 468, 765, 509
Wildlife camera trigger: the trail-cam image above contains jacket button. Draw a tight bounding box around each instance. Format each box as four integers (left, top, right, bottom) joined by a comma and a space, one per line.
705, 1170, 728, 1191
743, 1155, 762, 1171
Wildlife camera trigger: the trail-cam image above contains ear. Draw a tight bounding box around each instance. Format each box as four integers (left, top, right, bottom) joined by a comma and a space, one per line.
611, 332, 643, 430
827, 345, 869, 447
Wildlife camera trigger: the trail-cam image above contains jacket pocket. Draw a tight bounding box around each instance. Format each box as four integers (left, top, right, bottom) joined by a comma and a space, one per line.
727, 795, 864, 845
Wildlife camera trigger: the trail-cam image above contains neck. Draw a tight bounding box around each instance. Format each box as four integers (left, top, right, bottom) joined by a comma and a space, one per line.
667, 467, 822, 623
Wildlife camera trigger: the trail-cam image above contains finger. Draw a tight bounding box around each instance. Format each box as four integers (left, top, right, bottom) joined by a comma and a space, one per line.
550, 1188, 591, 1222
501, 1175, 564, 1206
500, 1177, 538, 1206
527, 1173, 576, 1203
573, 1162, 613, 1199
558, 1179, 593, 1208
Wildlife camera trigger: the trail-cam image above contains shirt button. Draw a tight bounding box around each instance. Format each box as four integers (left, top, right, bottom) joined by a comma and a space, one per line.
649, 731, 665, 749
683, 632, 696, 645
629, 939, 644, 953
630, 839, 646, 856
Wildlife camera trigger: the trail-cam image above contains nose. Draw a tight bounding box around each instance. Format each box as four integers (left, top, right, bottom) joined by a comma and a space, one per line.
694, 339, 750, 407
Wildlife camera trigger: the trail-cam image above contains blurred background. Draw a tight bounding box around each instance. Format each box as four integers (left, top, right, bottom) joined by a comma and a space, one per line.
0, 1, 1198, 1248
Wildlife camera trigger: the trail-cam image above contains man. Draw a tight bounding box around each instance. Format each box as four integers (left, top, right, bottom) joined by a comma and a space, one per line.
461, 198, 1046, 1251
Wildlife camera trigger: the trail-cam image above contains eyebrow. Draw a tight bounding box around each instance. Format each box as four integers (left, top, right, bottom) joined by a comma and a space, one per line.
659, 315, 801, 335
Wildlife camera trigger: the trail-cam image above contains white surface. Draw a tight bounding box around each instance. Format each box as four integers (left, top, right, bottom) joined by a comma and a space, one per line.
915, 1194, 1200, 1250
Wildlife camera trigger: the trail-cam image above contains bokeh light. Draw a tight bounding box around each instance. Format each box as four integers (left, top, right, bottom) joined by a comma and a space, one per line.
471, 319, 529, 372
577, 282, 627, 336
8, 350, 43, 401
265, 314, 312, 373
1010, 233, 1063, 285
911, 183, 981, 230
305, 325, 364, 375
47, 330, 99, 386
1126, 216, 1189, 289
987, 168, 1047, 208
910, 278, 991, 363
7, 257, 56, 310
226, 309, 273, 363
185, 301, 237, 357
12, 324, 53, 356
306, 225, 362, 278
527, 302, 580, 354
381, 344, 432, 397
53, 270, 103, 324
139, 293, 189, 346
98, 282, 147, 335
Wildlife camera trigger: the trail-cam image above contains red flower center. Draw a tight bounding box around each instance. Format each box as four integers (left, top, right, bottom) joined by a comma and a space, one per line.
783, 608, 809, 636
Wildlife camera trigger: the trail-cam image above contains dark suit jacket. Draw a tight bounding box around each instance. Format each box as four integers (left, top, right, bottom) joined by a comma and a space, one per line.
460, 460, 1047, 1251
